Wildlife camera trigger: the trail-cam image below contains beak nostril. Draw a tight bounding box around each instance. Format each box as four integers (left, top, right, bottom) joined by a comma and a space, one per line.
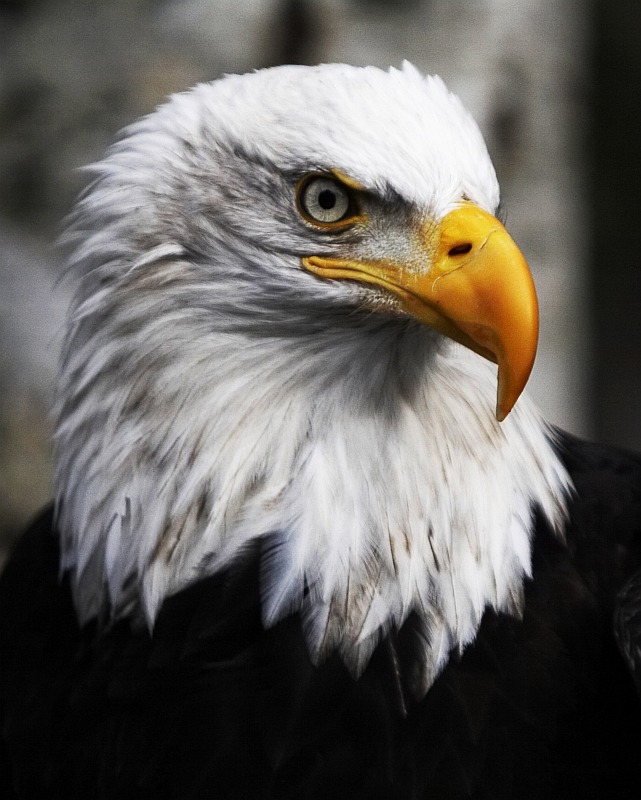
448, 243, 473, 257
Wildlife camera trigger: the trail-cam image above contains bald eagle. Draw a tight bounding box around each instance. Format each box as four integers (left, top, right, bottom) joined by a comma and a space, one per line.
1, 63, 641, 799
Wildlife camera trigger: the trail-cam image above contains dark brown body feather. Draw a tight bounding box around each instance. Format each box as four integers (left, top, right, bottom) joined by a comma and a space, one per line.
1, 431, 641, 799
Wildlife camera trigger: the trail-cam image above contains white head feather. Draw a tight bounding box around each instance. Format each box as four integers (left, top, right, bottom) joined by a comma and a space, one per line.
55, 63, 570, 693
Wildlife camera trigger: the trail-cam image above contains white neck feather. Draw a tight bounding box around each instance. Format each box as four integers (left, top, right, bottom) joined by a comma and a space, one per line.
55, 269, 570, 690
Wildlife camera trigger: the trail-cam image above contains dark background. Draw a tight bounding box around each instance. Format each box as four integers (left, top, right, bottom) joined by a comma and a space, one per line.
592, 0, 641, 452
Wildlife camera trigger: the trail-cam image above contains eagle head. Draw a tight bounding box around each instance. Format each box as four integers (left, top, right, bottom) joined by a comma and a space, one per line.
55, 63, 569, 696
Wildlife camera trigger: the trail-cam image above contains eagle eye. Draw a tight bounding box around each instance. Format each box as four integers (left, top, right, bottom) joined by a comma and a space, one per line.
297, 175, 356, 227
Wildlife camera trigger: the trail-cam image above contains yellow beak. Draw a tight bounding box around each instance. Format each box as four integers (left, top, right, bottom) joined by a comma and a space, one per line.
302, 203, 538, 421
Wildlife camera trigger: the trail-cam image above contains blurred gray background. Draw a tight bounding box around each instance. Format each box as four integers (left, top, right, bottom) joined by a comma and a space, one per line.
0, 0, 639, 562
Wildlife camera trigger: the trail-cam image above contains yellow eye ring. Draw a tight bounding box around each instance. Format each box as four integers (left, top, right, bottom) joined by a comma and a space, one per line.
296, 172, 363, 230
301, 177, 349, 223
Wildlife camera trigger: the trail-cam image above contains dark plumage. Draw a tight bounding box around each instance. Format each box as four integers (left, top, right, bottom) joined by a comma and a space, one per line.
2, 432, 641, 799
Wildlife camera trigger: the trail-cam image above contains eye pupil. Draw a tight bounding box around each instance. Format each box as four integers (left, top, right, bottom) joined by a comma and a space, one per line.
299, 176, 353, 224
318, 189, 336, 210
